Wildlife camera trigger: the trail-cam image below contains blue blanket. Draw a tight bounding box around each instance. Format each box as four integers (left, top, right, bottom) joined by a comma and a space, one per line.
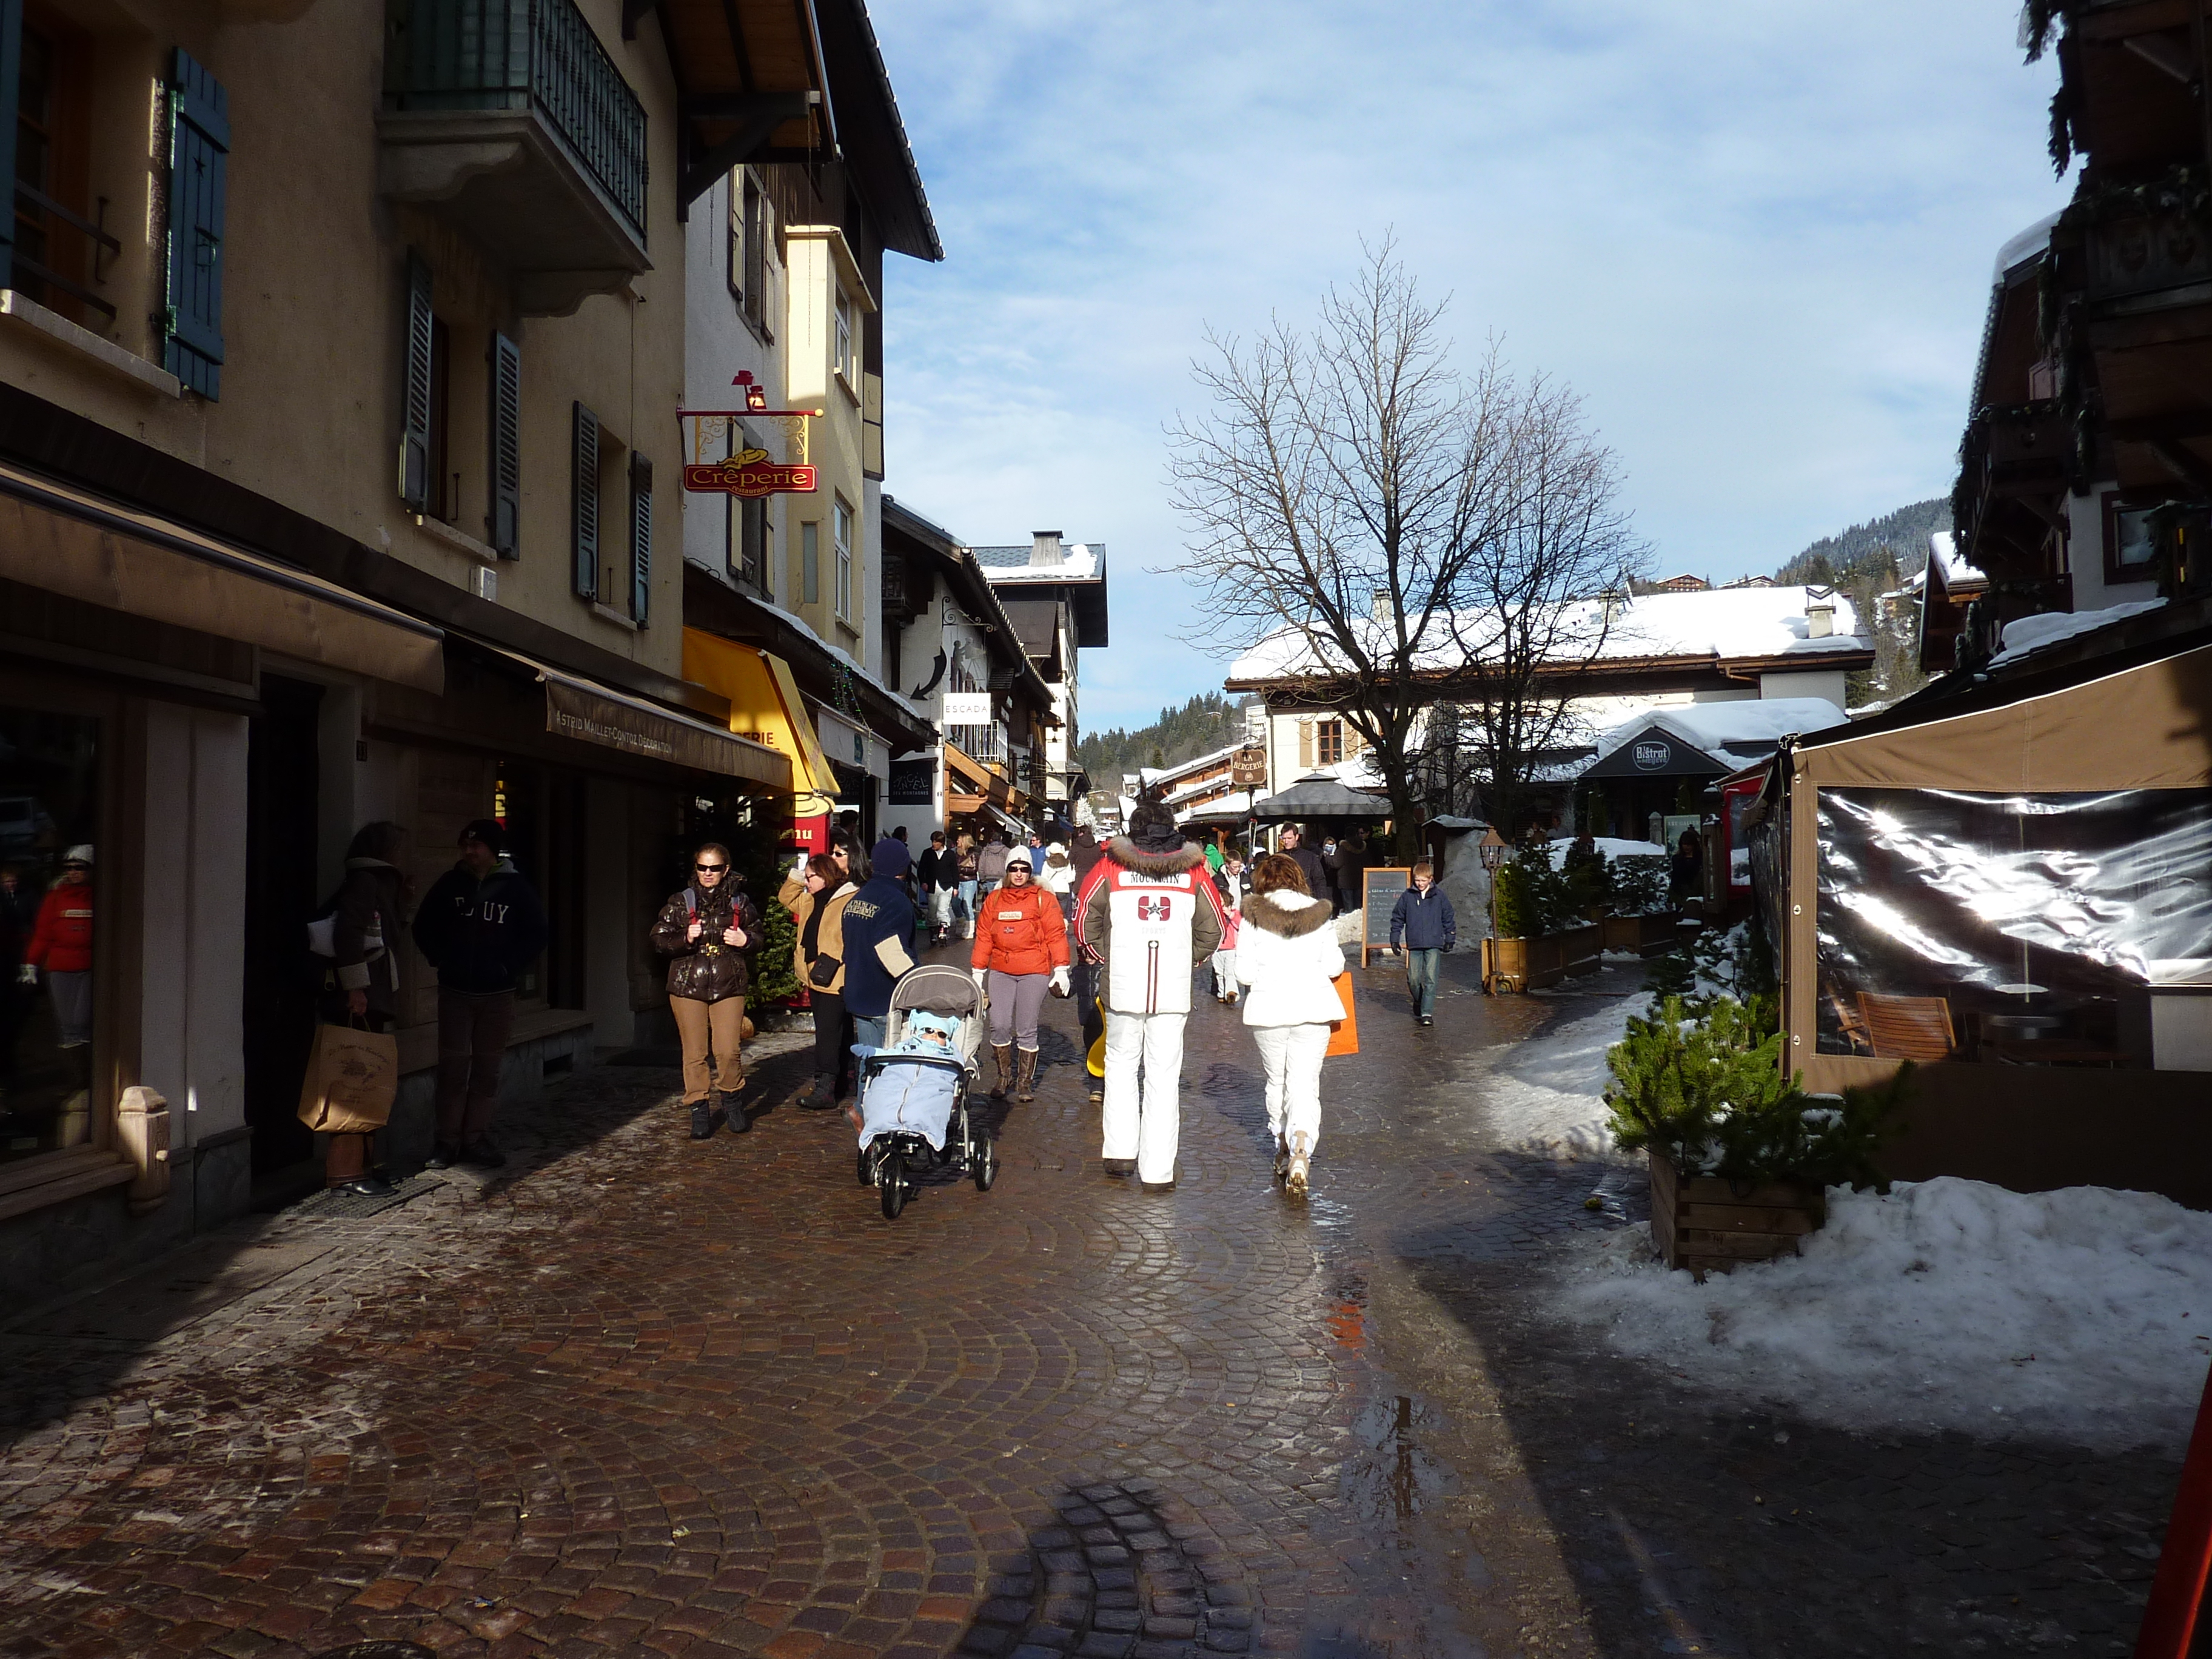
856, 1056, 960, 1150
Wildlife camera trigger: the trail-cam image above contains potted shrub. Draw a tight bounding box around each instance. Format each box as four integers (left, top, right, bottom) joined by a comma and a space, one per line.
1603, 994, 1911, 1278
1533, 853, 1603, 976
1485, 858, 1567, 991
1600, 853, 1675, 956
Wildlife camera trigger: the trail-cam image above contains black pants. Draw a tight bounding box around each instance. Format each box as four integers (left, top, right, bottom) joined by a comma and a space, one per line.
811, 989, 853, 1091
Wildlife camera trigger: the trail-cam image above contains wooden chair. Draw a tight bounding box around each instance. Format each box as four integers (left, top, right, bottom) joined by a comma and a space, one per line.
1857, 992, 1957, 1062
1826, 991, 1872, 1055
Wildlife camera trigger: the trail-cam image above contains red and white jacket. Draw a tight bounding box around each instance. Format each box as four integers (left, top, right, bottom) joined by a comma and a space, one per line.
1076, 839, 1225, 1015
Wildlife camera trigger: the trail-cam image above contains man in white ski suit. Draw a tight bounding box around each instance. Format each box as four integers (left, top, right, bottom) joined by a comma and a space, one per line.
1076, 799, 1224, 1189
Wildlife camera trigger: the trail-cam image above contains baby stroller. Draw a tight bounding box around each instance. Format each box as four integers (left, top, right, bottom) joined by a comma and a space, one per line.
854, 964, 998, 1219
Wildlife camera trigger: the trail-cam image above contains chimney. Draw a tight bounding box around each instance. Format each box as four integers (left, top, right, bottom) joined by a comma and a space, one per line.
1600, 588, 1626, 626
1371, 590, 1395, 625
1029, 531, 1065, 568
1806, 589, 1836, 639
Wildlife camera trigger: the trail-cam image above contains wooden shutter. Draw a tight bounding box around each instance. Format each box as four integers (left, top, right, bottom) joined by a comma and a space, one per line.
489, 332, 521, 556
164, 49, 229, 398
398, 252, 433, 511
629, 452, 652, 625
572, 402, 600, 600
1298, 719, 1314, 769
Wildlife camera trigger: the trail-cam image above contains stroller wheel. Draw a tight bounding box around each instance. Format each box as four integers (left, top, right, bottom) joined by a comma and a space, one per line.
856, 1145, 873, 1187
880, 1147, 910, 1219
972, 1134, 997, 1191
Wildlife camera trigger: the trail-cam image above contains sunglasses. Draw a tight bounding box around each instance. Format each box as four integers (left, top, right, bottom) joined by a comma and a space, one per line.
695, 862, 726, 873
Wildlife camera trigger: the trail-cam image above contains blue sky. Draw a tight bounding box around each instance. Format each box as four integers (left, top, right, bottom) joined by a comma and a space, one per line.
869, 1, 2073, 735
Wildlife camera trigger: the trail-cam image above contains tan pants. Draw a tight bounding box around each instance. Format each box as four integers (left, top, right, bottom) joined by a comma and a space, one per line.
671, 995, 746, 1104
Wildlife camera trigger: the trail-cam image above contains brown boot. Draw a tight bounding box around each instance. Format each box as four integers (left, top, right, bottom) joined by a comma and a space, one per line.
990, 1044, 1013, 1099
1014, 1048, 1037, 1102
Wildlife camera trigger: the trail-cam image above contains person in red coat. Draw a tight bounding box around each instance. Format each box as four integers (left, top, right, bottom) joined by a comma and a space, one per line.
25, 846, 94, 1049
969, 848, 1069, 1102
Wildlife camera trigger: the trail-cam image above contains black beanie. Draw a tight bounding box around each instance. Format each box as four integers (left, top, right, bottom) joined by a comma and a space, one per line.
459, 817, 505, 852
1126, 799, 1182, 852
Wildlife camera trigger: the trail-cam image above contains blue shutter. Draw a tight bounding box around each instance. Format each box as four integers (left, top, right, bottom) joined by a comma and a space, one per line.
572, 402, 599, 599
0, 1, 23, 293
488, 332, 521, 556
398, 252, 433, 511
629, 452, 651, 625
164, 49, 229, 398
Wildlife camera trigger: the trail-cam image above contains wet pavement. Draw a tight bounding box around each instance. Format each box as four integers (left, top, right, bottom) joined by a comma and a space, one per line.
0, 947, 2184, 1657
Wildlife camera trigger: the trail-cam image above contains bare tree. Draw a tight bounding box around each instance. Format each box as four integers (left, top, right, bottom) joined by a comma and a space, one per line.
1446, 377, 1646, 836
1164, 240, 1644, 852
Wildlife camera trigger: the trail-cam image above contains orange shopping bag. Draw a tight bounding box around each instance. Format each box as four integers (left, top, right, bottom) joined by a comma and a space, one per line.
1324, 970, 1358, 1057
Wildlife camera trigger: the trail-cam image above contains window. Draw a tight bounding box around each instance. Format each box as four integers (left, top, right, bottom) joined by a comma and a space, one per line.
13, 12, 98, 326
728, 169, 768, 333
729, 492, 768, 594
0, 703, 101, 1166
802, 520, 820, 605
2105, 492, 2159, 586
834, 287, 856, 383
833, 498, 853, 622
1316, 719, 1345, 766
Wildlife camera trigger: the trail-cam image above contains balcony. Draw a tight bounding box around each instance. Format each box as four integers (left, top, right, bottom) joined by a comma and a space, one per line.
379, 0, 649, 316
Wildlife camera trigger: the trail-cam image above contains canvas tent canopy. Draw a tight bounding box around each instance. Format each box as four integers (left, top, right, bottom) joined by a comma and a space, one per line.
1252, 772, 1391, 822
1758, 636, 2212, 1208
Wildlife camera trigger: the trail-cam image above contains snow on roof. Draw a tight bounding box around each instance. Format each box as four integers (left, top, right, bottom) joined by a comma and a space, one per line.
1139, 740, 1242, 791
1988, 599, 2168, 669
1928, 530, 1985, 592
974, 543, 1104, 581
1993, 209, 2062, 284
1592, 697, 1849, 764
1548, 836, 1667, 862
1227, 586, 1864, 682
1175, 790, 1252, 822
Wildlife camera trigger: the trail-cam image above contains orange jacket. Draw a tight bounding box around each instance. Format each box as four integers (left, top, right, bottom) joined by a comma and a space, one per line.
970, 880, 1069, 977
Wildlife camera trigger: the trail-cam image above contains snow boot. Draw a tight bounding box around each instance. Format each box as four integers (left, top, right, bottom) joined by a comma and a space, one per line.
1014, 1048, 1037, 1102
690, 1103, 714, 1140
990, 1044, 1013, 1099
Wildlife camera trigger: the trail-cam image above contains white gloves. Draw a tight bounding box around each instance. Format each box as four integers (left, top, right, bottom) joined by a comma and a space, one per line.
971, 968, 989, 990
16, 963, 35, 985
1049, 966, 1071, 997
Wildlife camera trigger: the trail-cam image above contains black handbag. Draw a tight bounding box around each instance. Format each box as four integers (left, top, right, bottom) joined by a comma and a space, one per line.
808, 953, 842, 989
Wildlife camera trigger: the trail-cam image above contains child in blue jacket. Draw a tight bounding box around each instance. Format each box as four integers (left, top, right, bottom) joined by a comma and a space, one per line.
1387, 862, 1456, 1026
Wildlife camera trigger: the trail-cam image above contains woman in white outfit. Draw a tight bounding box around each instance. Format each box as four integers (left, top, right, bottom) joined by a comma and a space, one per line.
1235, 852, 1346, 1197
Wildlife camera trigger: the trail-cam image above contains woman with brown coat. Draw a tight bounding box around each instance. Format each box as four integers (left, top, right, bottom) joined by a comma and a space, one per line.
651, 843, 762, 1140
779, 853, 856, 1112
317, 822, 409, 1196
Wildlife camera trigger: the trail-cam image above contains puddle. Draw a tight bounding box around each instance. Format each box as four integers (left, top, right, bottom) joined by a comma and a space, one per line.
1343, 1386, 1458, 1533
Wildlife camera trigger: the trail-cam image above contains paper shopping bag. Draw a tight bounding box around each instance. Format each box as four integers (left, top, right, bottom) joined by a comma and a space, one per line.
1325, 971, 1359, 1057
297, 1021, 398, 1134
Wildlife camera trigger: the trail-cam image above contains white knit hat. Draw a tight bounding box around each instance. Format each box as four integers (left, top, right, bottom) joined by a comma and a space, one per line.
62, 845, 93, 866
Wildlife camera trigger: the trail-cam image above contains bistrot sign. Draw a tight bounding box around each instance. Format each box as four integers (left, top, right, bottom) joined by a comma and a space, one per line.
683, 447, 816, 498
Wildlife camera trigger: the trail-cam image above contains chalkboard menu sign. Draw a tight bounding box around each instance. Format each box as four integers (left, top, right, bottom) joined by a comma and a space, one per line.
1361, 868, 1412, 965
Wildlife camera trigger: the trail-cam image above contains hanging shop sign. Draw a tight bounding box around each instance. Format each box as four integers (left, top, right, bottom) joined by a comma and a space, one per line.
1230, 745, 1269, 787
682, 447, 817, 498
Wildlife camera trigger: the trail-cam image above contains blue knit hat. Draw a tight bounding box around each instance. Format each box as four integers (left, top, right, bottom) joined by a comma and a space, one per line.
870, 836, 911, 877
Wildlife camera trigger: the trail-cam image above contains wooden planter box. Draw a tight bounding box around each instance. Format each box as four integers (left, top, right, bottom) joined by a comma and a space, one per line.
1485, 933, 1566, 992
1649, 1151, 1826, 1279
1601, 912, 1680, 956
1561, 922, 1603, 976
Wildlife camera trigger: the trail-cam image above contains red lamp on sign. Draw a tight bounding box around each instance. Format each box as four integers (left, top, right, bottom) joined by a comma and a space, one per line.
734, 371, 768, 413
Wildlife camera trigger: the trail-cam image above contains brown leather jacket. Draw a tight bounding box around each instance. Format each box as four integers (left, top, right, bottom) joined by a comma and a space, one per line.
652, 882, 762, 1003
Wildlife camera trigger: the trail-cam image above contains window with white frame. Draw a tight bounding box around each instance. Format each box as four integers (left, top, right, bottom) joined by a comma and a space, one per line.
834, 287, 856, 383
833, 497, 854, 622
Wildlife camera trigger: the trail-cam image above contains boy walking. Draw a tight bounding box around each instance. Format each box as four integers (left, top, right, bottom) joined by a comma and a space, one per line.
1387, 861, 1456, 1027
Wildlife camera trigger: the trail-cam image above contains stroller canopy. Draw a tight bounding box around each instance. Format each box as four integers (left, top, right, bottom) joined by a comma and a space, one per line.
892, 963, 981, 1019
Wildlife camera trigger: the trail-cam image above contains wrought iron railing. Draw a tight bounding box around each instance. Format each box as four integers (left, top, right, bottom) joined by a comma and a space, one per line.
387, 0, 646, 242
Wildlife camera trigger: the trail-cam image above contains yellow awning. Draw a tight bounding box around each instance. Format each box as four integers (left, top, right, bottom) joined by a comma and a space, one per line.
683, 627, 840, 811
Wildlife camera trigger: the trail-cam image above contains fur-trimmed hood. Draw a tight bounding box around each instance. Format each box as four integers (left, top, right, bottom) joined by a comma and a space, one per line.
1241, 890, 1337, 938
1104, 837, 1207, 877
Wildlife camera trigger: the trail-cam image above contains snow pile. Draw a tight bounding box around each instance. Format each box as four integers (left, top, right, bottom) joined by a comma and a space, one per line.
1558, 1176, 2212, 1447
1545, 836, 1666, 863
1590, 698, 1848, 765
1989, 599, 2166, 668
1475, 996, 1644, 1159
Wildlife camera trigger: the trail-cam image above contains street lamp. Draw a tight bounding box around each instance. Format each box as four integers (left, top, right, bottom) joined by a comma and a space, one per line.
1478, 826, 1510, 995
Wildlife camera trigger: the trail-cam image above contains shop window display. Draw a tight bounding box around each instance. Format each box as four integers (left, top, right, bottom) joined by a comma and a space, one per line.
0, 707, 100, 1161
1815, 788, 2212, 1067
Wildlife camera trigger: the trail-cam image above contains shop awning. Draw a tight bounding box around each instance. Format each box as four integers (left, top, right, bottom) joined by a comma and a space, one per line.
682, 627, 839, 810
0, 460, 446, 692
495, 646, 789, 785
980, 803, 1029, 837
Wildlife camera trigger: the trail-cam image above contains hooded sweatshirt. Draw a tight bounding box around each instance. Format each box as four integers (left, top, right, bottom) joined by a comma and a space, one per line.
412, 858, 549, 994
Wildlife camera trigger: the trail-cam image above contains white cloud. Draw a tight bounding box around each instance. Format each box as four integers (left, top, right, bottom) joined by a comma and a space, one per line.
870, 0, 2070, 731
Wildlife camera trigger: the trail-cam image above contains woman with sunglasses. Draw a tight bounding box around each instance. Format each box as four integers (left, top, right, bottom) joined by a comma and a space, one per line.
651, 843, 762, 1140
968, 846, 1070, 1102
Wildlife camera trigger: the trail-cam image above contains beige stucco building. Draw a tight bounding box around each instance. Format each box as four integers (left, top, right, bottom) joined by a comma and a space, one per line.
0, 0, 933, 1292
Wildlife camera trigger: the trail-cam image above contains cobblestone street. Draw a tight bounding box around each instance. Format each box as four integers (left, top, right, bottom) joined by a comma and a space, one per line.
0, 951, 2184, 1658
